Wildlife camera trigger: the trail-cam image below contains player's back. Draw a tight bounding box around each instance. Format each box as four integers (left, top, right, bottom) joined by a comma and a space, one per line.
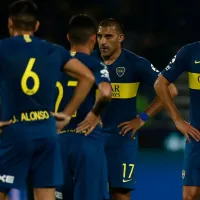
0, 35, 67, 143
57, 52, 109, 200
57, 52, 105, 139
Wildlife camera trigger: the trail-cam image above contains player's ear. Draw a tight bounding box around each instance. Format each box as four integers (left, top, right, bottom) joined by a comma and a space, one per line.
8, 17, 13, 29
90, 34, 96, 44
8, 17, 14, 36
66, 34, 70, 42
34, 21, 40, 32
90, 34, 96, 51
118, 34, 124, 43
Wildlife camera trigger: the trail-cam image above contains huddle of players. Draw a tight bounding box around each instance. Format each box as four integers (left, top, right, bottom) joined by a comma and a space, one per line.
0, 0, 200, 200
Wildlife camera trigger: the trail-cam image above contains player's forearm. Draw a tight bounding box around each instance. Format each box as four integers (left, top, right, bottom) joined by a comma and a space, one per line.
92, 97, 110, 116
92, 86, 112, 116
63, 78, 93, 117
145, 84, 178, 118
144, 96, 164, 118
154, 79, 181, 123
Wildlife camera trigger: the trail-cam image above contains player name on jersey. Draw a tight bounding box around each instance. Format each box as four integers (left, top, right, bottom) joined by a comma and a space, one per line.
12, 110, 50, 123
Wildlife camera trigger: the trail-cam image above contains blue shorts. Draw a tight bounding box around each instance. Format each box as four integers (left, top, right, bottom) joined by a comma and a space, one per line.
56, 133, 109, 200
182, 140, 200, 186
104, 132, 138, 190
0, 136, 63, 190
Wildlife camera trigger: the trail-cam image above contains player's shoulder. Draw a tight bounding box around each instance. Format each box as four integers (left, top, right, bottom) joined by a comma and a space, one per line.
122, 48, 151, 66
45, 42, 71, 59
50, 43, 65, 50
0, 37, 14, 46
178, 41, 200, 53
40, 40, 65, 51
184, 41, 200, 48
91, 49, 102, 60
0, 37, 20, 52
75, 52, 104, 70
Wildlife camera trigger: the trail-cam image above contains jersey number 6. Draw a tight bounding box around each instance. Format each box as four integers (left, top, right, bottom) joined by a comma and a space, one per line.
21, 58, 40, 96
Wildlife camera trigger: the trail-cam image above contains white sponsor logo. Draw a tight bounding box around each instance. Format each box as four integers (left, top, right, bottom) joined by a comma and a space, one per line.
55, 191, 63, 199
165, 55, 177, 71
0, 175, 14, 184
182, 170, 185, 179
170, 55, 176, 64
151, 64, 160, 73
165, 65, 171, 71
100, 69, 110, 80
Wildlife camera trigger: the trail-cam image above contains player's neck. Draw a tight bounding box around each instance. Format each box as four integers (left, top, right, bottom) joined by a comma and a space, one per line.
12, 30, 34, 37
70, 45, 90, 55
102, 48, 122, 65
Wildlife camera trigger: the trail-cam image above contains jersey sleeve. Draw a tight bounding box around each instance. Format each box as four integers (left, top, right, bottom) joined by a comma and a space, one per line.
93, 61, 110, 85
59, 46, 73, 70
137, 58, 160, 86
162, 45, 190, 83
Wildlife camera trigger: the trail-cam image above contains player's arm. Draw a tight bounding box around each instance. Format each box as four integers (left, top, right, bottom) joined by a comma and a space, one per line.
0, 120, 13, 134
52, 48, 94, 131
137, 60, 178, 118
76, 62, 112, 135
119, 59, 178, 137
154, 46, 200, 142
62, 58, 94, 115
143, 83, 178, 118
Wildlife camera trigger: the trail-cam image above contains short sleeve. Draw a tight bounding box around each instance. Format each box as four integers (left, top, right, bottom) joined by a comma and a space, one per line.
162, 45, 190, 83
93, 61, 110, 85
137, 58, 160, 86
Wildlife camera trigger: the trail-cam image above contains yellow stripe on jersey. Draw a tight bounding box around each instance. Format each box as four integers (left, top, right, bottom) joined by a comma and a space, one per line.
96, 82, 140, 99
188, 72, 200, 90
67, 81, 140, 98
67, 81, 78, 87
111, 83, 140, 98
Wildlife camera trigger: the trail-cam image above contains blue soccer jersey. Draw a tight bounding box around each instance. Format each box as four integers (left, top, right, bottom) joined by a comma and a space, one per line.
0, 35, 72, 141
92, 48, 160, 135
55, 52, 110, 138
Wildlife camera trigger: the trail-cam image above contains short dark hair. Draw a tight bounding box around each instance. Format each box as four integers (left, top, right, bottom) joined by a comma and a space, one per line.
9, 0, 38, 31
99, 18, 124, 34
68, 14, 97, 45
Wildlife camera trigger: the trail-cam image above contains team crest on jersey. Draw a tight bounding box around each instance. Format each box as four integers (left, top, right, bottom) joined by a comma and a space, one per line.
116, 67, 125, 77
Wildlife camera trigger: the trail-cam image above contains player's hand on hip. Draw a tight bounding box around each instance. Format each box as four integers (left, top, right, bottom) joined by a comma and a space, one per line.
76, 111, 100, 136
0, 120, 12, 133
51, 112, 71, 133
118, 117, 145, 138
174, 118, 200, 142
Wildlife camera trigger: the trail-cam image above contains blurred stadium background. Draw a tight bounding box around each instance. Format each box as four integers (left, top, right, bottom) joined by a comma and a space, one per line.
1, 0, 197, 199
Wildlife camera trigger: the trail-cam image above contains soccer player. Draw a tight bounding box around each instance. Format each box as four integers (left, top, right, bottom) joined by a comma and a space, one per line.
0, 1, 95, 200
154, 44, 200, 200
91, 18, 178, 200
55, 14, 112, 200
